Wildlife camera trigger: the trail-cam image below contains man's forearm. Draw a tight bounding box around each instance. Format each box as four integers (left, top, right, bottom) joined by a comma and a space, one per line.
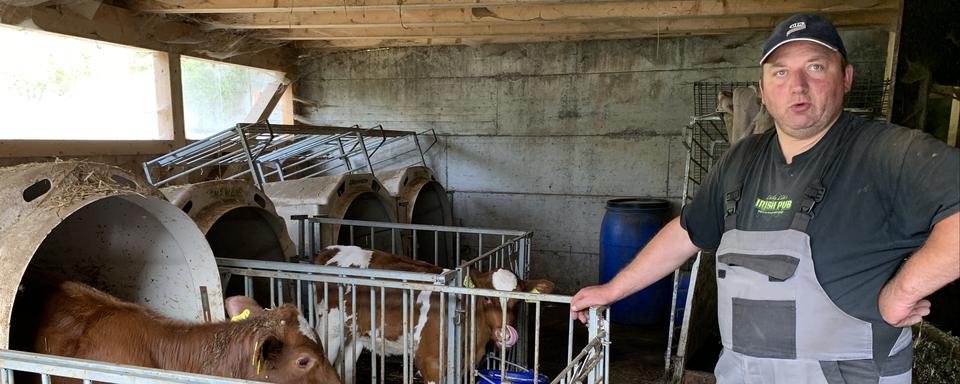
885, 212, 960, 303
605, 217, 701, 301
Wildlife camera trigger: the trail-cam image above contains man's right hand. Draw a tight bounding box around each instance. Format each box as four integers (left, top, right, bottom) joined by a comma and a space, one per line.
570, 284, 619, 324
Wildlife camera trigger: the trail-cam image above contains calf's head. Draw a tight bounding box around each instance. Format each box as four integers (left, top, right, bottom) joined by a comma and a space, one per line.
225, 296, 341, 384
466, 268, 555, 348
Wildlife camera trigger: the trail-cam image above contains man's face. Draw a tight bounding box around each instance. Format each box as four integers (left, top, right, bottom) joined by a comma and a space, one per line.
760, 41, 853, 140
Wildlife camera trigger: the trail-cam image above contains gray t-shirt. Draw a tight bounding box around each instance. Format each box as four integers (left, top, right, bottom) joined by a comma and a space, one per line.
681, 112, 960, 363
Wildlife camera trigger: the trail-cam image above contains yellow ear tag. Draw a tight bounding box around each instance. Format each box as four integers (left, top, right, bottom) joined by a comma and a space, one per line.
525, 288, 541, 303
463, 275, 476, 288
231, 309, 251, 322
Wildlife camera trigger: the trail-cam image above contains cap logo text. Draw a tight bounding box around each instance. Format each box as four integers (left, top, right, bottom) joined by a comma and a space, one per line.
786, 21, 806, 36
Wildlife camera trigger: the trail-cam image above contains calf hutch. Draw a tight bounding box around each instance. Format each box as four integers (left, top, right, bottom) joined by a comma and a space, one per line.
0, 161, 243, 382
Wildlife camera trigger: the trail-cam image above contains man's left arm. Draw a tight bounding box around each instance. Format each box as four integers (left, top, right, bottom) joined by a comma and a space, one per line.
878, 211, 960, 327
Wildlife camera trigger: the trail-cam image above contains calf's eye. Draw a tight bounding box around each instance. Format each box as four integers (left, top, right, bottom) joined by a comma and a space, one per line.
297, 357, 311, 368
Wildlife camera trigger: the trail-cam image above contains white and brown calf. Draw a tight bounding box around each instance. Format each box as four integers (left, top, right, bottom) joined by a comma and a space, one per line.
313, 245, 554, 384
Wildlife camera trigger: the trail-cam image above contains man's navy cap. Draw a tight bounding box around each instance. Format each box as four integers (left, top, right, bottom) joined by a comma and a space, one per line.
760, 14, 847, 64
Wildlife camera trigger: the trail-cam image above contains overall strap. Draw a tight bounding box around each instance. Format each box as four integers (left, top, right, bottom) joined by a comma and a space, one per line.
789, 118, 860, 232
724, 131, 776, 231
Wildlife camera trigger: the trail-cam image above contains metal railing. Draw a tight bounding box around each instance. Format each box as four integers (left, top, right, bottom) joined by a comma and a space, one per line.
216, 257, 610, 384
142, 123, 437, 190
292, 217, 536, 374
0, 350, 258, 384
294, 217, 532, 272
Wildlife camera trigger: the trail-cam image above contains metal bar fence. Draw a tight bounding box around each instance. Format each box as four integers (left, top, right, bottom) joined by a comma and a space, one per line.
216, 258, 609, 384
296, 217, 538, 379
0, 350, 259, 384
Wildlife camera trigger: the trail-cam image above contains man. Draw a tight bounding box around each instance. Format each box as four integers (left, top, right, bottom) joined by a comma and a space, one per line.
571, 14, 959, 383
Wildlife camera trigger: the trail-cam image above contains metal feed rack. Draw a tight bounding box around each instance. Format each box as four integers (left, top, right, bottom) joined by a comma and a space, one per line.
143, 122, 437, 190
216, 217, 611, 384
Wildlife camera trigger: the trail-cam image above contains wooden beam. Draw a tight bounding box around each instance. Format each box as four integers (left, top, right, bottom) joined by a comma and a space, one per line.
0, 2, 296, 73
245, 80, 291, 123
131, 0, 633, 13
183, 0, 898, 29
289, 12, 897, 50
281, 85, 295, 125
0, 140, 176, 157
271, 11, 898, 41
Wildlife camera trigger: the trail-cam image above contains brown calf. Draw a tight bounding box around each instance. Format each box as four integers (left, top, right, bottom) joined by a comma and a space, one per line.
18, 279, 340, 384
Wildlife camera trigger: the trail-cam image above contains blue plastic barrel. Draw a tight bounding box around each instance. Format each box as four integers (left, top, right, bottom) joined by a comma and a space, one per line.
600, 198, 672, 325
674, 273, 691, 324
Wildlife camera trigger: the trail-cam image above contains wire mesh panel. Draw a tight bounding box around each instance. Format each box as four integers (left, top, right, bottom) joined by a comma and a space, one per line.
692, 79, 891, 121
679, 115, 729, 206
846, 78, 892, 120
216, 258, 610, 384
664, 113, 731, 382
692, 81, 758, 116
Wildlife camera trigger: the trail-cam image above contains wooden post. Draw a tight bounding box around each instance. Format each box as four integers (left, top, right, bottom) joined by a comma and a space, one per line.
155, 51, 186, 147
883, 0, 904, 122
282, 84, 295, 125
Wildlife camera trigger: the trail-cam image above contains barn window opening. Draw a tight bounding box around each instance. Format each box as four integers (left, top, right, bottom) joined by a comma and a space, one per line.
180, 56, 290, 140
0, 24, 162, 140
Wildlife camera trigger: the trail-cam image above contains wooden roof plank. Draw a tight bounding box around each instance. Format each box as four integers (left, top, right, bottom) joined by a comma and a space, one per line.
132, 0, 676, 14
293, 11, 898, 48
263, 10, 899, 41
193, 0, 898, 30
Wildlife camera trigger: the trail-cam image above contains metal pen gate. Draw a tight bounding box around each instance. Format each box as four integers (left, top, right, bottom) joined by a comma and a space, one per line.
293, 217, 535, 372
216, 257, 610, 384
307, 216, 530, 383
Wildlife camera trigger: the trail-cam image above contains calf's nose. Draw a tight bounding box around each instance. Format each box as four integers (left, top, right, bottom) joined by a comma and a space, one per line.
493, 325, 518, 348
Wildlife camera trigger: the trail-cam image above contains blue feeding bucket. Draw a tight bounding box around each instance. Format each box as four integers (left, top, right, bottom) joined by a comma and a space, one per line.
600, 198, 672, 325
476, 369, 548, 384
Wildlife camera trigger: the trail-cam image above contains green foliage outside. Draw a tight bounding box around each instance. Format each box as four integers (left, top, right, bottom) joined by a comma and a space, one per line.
11, 53, 93, 100
181, 57, 280, 139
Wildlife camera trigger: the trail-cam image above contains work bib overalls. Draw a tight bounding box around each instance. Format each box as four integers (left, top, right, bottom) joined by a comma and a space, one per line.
713, 131, 913, 384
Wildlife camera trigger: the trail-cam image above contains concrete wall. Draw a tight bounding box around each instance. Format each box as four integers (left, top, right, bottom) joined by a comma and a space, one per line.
296, 30, 887, 293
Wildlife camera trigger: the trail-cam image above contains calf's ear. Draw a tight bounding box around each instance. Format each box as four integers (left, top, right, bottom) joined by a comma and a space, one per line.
252, 334, 284, 374
225, 296, 265, 320
469, 268, 498, 289
522, 279, 555, 295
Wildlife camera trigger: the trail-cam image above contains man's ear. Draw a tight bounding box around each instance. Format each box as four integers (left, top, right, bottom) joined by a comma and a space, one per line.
757, 78, 765, 105
843, 63, 854, 93
225, 296, 265, 320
